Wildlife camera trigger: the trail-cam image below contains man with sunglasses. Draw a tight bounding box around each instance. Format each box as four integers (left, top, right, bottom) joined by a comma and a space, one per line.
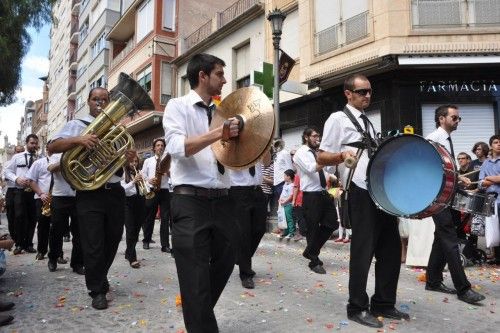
318, 74, 406, 329
425, 105, 485, 304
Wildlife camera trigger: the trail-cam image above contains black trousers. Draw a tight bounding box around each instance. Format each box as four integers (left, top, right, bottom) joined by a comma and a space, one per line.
49, 196, 83, 268
427, 207, 471, 295
292, 205, 307, 236
35, 199, 51, 254
125, 194, 146, 262
229, 186, 267, 280
76, 187, 125, 296
347, 184, 401, 315
171, 193, 237, 333
302, 191, 338, 267
13, 189, 37, 249
142, 189, 170, 247
5, 188, 16, 241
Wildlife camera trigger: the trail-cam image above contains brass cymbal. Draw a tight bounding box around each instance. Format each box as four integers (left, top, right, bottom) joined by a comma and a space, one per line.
210, 87, 275, 169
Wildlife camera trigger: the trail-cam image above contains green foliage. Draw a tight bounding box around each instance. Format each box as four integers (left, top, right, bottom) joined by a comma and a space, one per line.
0, 0, 56, 106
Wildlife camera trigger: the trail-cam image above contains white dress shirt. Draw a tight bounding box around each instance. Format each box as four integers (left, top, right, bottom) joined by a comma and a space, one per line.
25, 157, 51, 199
293, 145, 327, 192
49, 153, 76, 197
51, 115, 121, 183
426, 126, 453, 156
4, 151, 38, 189
319, 104, 377, 190
121, 172, 138, 197
163, 90, 230, 189
229, 162, 263, 187
2, 159, 16, 188
273, 149, 293, 186
141, 153, 170, 190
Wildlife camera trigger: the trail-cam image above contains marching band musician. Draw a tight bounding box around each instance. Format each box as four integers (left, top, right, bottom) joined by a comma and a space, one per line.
121, 154, 146, 268
2, 145, 25, 243
140, 138, 171, 253
425, 105, 485, 304
48, 87, 136, 310
24, 147, 52, 261
317, 74, 407, 328
163, 53, 241, 333
4, 134, 40, 255
46, 152, 84, 274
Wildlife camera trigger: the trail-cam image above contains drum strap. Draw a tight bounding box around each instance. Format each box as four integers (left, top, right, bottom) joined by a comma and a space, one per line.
341, 106, 380, 157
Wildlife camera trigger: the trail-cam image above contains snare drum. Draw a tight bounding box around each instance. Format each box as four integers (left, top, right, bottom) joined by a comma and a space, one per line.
367, 134, 457, 218
451, 189, 496, 216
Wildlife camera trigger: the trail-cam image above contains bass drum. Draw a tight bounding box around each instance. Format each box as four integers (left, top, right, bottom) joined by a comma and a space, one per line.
367, 134, 457, 219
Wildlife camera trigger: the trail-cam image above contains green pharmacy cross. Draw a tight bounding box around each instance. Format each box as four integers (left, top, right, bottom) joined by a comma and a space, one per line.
254, 62, 274, 99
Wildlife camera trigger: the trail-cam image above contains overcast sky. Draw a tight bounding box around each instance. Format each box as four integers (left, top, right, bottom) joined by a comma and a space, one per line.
0, 25, 50, 148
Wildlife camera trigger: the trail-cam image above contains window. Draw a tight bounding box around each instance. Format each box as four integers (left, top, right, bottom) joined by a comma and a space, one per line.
80, 19, 89, 41
137, 0, 153, 42
91, 32, 106, 59
411, 0, 500, 28
280, 9, 299, 59
234, 43, 250, 88
137, 65, 152, 92
163, 0, 176, 31
90, 75, 106, 89
314, 0, 369, 55
160, 62, 172, 104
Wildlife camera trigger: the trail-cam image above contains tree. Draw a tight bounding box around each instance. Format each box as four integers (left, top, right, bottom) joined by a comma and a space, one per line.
0, 0, 55, 106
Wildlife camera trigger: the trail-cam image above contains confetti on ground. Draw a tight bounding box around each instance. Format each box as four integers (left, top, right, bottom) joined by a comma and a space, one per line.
305, 317, 313, 323
175, 294, 182, 307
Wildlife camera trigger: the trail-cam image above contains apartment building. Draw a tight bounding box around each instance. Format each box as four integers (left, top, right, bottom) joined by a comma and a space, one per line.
106, 0, 238, 158
280, 0, 500, 155
47, 0, 81, 137
31, 77, 49, 154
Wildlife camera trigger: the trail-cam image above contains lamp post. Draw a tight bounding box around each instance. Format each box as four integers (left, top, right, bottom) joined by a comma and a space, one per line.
267, 8, 286, 139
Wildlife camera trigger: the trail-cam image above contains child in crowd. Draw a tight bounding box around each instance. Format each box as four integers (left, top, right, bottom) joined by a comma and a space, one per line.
279, 169, 296, 239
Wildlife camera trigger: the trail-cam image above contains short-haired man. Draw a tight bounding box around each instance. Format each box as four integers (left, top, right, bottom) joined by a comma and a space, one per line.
2, 145, 25, 242
140, 137, 171, 252
164, 53, 241, 332
425, 104, 485, 304
318, 74, 407, 328
48, 87, 136, 310
4, 134, 40, 255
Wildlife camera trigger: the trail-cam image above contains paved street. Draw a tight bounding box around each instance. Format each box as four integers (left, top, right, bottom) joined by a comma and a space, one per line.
0, 220, 499, 333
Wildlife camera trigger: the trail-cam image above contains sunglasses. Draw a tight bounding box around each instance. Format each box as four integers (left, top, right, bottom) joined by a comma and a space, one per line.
449, 115, 462, 122
351, 88, 372, 96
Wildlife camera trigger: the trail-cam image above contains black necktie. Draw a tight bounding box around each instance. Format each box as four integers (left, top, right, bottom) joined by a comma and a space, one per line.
195, 101, 225, 174
447, 137, 455, 159
249, 166, 255, 177
28, 154, 34, 168
310, 150, 326, 189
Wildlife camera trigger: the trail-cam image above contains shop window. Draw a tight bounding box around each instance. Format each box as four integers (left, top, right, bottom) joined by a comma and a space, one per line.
314, 0, 369, 55
163, 0, 176, 31
137, 0, 153, 42
137, 65, 152, 93
236, 76, 250, 89
411, 0, 500, 28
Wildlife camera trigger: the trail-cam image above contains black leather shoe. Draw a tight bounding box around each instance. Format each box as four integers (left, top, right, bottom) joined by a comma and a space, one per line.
371, 308, 410, 320
161, 246, 171, 253
143, 242, 150, 250
348, 311, 383, 328
0, 301, 14, 312
458, 289, 485, 304
48, 260, 57, 272
24, 246, 36, 253
425, 282, 457, 294
150, 240, 156, 244
13, 247, 22, 255
91, 294, 108, 310
0, 314, 13, 327
35, 252, 45, 260
241, 277, 255, 289
57, 256, 68, 264
310, 264, 326, 274
72, 266, 85, 275
302, 250, 324, 266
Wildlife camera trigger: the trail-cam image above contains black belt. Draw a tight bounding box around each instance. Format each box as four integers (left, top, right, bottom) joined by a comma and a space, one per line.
98, 182, 122, 190
303, 190, 328, 196
230, 185, 261, 191
173, 185, 228, 198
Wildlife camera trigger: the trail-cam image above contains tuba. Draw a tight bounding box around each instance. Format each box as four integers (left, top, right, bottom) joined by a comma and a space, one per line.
61, 73, 154, 191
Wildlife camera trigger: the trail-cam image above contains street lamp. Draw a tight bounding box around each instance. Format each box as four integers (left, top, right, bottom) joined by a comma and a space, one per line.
267, 8, 286, 139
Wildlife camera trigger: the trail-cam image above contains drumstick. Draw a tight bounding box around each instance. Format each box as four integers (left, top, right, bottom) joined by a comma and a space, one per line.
458, 169, 480, 177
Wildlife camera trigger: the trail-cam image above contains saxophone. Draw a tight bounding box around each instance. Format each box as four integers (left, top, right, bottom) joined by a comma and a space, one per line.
61, 73, 154, 190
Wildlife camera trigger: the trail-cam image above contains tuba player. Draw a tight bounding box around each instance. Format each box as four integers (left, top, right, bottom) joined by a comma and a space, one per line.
48, 87, 136, 310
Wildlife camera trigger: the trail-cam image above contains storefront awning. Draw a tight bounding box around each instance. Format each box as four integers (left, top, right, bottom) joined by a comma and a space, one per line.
398, 55, 500, 66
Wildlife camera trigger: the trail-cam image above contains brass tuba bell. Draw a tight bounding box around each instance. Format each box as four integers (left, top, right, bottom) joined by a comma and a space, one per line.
61, 73, 154, 191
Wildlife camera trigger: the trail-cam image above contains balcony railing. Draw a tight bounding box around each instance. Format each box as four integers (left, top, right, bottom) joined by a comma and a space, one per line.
315, 11, 369, 56
184, 0, 261, 51
218, 0, 260, 27
110, 38, 136, 69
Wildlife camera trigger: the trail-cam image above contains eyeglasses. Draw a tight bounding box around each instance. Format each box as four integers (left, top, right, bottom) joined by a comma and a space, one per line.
449, 115, 461, 122
457, 157, 467, 160
350, 88, 372, 96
